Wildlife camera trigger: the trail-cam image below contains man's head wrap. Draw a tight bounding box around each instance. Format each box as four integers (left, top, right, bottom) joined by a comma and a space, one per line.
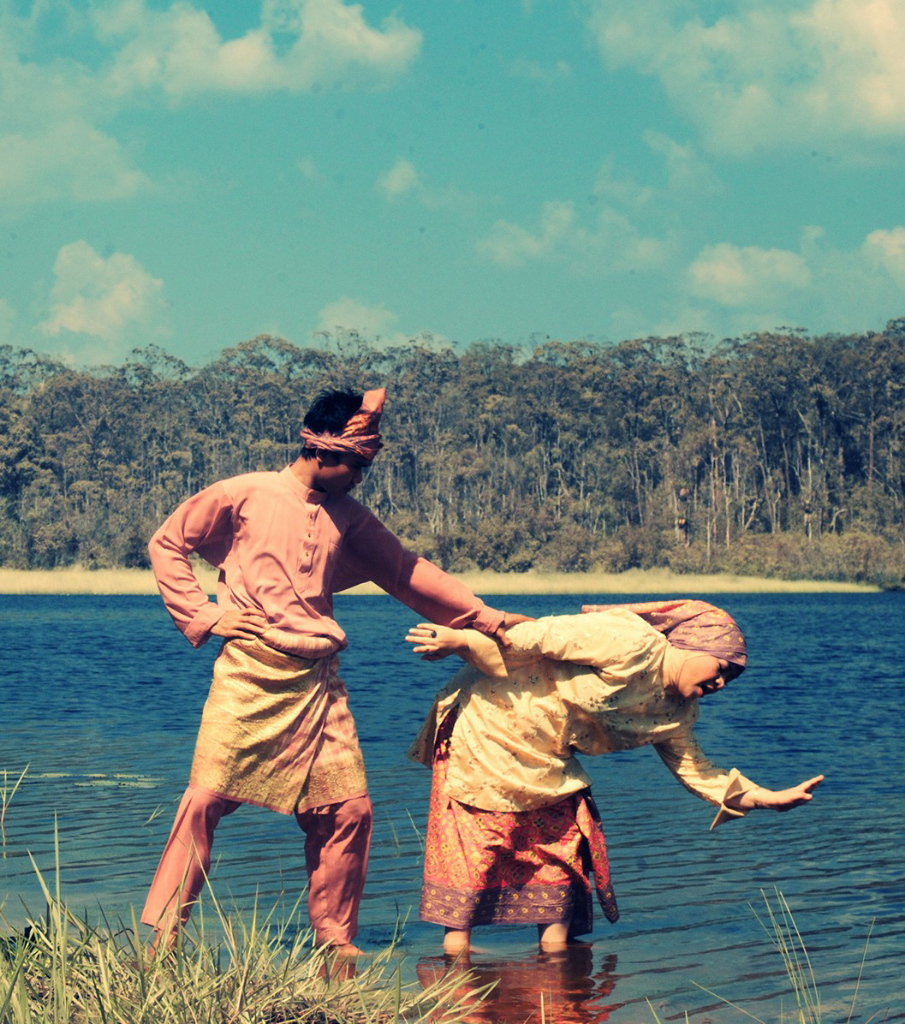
582, 599, 747, 676
299, 387, 385, 461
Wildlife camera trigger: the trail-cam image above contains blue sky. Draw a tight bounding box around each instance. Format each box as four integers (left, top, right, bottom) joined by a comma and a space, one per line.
2, 0, 905, 366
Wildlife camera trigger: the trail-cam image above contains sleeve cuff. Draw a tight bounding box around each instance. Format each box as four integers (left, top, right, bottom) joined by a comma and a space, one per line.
463, 632, 508, 678
709, 768, 757, 831
184, 603, 225, 648
471, 605, 505, 635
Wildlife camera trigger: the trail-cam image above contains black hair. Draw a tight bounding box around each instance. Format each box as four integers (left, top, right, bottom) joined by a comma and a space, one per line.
300, 387, 363, 459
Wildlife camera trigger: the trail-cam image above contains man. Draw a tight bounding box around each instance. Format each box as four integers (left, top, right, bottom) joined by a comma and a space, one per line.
142, 386, 518, 955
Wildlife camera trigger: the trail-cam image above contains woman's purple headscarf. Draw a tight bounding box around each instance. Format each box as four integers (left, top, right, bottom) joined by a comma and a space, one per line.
582, 599, 747, 676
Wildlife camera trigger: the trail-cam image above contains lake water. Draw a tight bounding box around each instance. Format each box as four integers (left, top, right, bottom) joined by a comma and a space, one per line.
1, 591, 903, 1021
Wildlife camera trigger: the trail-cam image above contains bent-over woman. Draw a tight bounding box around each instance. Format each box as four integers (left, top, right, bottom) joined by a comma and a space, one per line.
406, 601, 823, 953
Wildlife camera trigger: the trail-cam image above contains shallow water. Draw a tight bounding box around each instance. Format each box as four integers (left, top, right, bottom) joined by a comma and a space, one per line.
1, 591, 903, 1021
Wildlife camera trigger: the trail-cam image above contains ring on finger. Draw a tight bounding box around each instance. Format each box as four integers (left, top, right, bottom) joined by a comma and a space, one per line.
429, 630, 437, 638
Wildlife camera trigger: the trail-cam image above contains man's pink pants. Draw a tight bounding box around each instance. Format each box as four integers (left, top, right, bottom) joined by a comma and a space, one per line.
141, 786, 372, 947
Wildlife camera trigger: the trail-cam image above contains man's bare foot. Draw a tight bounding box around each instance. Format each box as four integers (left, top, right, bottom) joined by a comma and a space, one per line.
315, 943, 362, 981
128, 940, 176, 972
147, 933, 177, 958
330, 943, 362, 957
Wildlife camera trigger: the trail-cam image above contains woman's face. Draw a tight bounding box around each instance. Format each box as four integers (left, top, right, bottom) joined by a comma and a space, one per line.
673, 654, 732, 700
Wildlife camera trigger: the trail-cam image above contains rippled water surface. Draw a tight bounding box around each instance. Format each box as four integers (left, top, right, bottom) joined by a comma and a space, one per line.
2, 591, 903, 1021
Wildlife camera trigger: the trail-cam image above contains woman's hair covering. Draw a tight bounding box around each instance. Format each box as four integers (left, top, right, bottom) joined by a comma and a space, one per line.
299, 387, 386, 460
581, 599, 747, 675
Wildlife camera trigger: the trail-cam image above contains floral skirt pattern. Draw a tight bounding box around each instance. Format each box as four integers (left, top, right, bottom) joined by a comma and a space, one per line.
420, 710, 618, 934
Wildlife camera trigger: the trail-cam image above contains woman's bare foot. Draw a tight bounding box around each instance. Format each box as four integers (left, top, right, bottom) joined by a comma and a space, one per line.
537, 922, 569, 951
443, 928, 471, 954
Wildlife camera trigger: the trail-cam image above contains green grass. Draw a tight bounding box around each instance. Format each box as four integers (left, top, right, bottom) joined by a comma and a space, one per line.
0, 839, 484, 1024
0, 767, 29, 857
3, 847, 886, 1024
0, 898, 484, 1024
647, 891, 884, 1024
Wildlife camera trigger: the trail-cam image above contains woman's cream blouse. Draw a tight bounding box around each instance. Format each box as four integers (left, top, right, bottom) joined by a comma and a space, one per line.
410, 609, 757, 829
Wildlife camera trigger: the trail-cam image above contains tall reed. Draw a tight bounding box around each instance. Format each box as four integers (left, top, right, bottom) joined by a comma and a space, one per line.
0, 766, 28, 856
647, 890, 882, 1024
0, 841, 482, 1024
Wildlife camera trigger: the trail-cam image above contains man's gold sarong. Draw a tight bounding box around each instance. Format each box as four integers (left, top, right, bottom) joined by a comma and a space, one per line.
189, 638, 367, 814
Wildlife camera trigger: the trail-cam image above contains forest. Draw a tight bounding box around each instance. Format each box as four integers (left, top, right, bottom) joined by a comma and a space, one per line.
2, 321, 905, 585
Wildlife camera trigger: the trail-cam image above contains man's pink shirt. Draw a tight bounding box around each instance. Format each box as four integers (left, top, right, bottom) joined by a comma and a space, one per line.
149, 466, 503, 657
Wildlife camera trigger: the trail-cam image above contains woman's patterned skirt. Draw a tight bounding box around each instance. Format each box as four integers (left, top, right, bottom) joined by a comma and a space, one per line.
420, 710, 618, 935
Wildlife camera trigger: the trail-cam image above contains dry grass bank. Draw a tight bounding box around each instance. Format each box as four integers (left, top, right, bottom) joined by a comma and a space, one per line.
435, 568, 877, 595
0, 566, 877, 596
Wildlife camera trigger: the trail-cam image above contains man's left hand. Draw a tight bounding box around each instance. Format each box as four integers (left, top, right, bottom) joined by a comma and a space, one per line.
492, 612, 535, 648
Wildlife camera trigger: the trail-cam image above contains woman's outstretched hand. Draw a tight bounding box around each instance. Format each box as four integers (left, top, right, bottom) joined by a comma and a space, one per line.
742, 775, 825, 812
405, 623, 468, 661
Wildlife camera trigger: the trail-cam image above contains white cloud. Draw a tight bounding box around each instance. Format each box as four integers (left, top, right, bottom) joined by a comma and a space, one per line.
314, 297, 400, 340
297, 155, 319, 179
642, 131, 723, 196
477, 199, 670, 272
0, 27, 150, 208
509, 57, 571, 82
863, 227, 905, 284
593, 157, 655, 210
0, 1, 420, 206
39, 241, 168, 347
377, 158, 420, 200
592, 207, 672, 270
374, 156, 471, 209
0, 121, 150, 207
477, 201, 577, 268
688, 242, 812, 306
671, 225, 905, 339
99, 0, 422, 98
586, 0, 905, 154
313, 297, 450, 349
592, 134, 721, 215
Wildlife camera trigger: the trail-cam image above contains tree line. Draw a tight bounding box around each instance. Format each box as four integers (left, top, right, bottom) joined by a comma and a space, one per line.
2, 322, 904, 585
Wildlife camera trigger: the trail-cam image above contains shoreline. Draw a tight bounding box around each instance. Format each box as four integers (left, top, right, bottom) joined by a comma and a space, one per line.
0, 566, 879, 596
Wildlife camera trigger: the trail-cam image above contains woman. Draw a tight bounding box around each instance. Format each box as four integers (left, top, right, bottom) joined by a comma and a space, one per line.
406, 601, 823, 953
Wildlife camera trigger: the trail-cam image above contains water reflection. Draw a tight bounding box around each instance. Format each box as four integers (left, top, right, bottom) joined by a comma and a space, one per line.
417, 945, 621, 1023
2, 593, 903, 1018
